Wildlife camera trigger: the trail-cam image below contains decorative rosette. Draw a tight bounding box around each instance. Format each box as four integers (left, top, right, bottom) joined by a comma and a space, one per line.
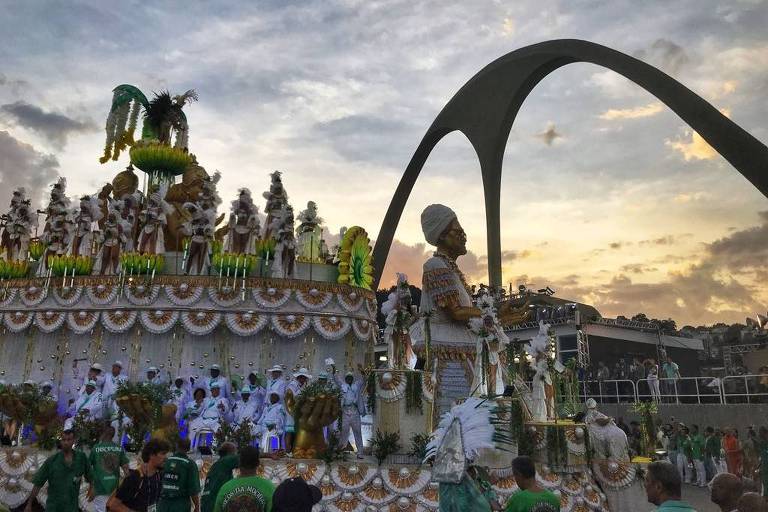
273, 461, 325, 485
318, 473, 341, 501
382, 467, 430, 495
86, 283, 119, 305
0, 287, 17, 307
536, 466, 562, 489
312, 315, 351, 340
165, 283, 203, 306
181, 311, 222, 336
562, 477, 583, 496
352, 318, 372, 341
565, 425, 587, 456
330, 492, 362, 512
20, 285, 47, 306
570, 498, 591, 512
336, 290, 363, 313
52, 286, 83, 306
415, 482, 440, 509
139, 310, 179, 335
4, 311, 32, 332
295, 288, 333, 310
591, 460, 636, 490
376, 371, 407, 402
224, 312, 268, 337
558, 492, 573, 512
491, 475, 519, 495
331, 463, 376, 490
208, 286, 243, 307
0, 451, 33, 476
385, 497, 422, 512
421, 372, 434, 402
125, 283, 160, 306
67, 311, 100, 334
336, 226, 374, 290
253, 287, 291, 308
102, 310, 137, 334
361, 476, 391, 505
365, 297, 377, 317
0, 475, 30, 509
35, 311, 66, 333
271, 314, 310, 338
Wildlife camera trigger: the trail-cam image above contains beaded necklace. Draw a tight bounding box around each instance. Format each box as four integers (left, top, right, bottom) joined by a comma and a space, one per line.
434, 251, 472, 297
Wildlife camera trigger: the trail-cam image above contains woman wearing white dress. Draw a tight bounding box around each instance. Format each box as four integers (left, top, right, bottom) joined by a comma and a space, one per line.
646, 359, 661, 402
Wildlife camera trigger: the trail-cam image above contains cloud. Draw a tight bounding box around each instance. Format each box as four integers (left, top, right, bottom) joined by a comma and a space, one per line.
633, 38, 689, 76
535, 123, 562, 146
599, 102, 663, 120
666, 129, 718, 161
0, 130, 59, 208
502, 17, 515, 36
379, 239, 487, 289
0, 101, 96, 150
638, 235, 691, 246
501, 249, 531, 261
619, 263, 659, 274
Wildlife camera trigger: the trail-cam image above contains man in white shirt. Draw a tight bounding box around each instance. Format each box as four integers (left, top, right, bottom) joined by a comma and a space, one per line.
242, 371, 265, 413
232, 389, 261, 427
204, 364, 230, 399
65, 380, 103, 430
73, 362, 106, 395
209, 383, 231, 423
334, 369, 366, 459
144, 366, 162, 385
101, 361, 127, 412
264, 365, 286, 405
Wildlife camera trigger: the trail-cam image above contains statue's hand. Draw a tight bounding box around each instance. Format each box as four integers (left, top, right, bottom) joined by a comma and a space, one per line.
284, 389, 295, 416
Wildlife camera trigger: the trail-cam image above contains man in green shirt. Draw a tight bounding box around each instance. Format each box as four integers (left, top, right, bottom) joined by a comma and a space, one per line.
643, 461, 697, 512
159, 437, 201, 512
689, 425, 706, 487
201, 442, 238, 512
214, 446, 275, 512
505, 456, 560, 512
703, 426, 719, 483
24, 429, 91, 512
88, 426, 130, 512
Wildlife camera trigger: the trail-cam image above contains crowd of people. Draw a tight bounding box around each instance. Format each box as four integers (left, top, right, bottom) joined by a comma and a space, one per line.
24, 430, 323, 512
0, 360, 368, 458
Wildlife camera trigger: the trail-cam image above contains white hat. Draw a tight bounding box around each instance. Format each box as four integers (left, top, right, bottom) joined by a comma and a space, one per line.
240, 389, 251, 397
345, 371, 354, 377
268, 365, 283, 373
318, 372, 329, 379
91, 363, 104, 372
147, 366, 159, 373
112, 361, 124, 368
85, 380, 97, 387
211, 364, 221, 370
294, 368, 312, 379
210, 382, 221, 389
586, 398, 597, 409
23, 379, 36, 386
41, 381, 52, 388
421, 204, 457, 246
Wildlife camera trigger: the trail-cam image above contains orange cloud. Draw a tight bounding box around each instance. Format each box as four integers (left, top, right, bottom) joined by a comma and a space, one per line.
666, 129, 718, 161
599, 102, 663, 120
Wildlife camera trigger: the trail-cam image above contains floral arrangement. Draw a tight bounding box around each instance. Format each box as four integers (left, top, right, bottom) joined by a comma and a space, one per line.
337, 226, 373, 289
408, 432, 431, 460
631, 401, 658, 456
48, 255, 92, 276
114, 381, 173, 449
28, 239, 45, 261
215, 418, 254, 449
0, 259, 29, 279
120, 252, 164, 275
371, 429, 400, 465
211, 253, 257, 277
72, 413, 106, 448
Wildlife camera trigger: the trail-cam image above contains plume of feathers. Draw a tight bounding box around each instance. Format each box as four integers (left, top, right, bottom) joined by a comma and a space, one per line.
424, 397, 495, 464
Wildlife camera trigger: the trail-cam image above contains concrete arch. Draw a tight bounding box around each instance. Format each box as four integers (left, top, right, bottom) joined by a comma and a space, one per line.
372, 39, 768, 289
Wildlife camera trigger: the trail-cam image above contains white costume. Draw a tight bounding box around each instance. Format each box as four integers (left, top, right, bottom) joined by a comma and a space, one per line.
526, 322, 554, 422
336, 373, 366, 457
204, 371, 230, 400
65, 385, 103, 430
102, 364, 128, 413
264, 368, 286, 405
109, 400, 132, 443
285, 369, 311, 434
242, 372, 266, 412
232, 392, 261, 426
258, 400, 286, 439
169, 380, 191, 422
187, 391, 230, 439
144, 367, 162, 386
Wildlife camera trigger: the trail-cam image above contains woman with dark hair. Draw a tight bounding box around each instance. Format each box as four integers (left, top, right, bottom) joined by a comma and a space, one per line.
108, 438, 171, 512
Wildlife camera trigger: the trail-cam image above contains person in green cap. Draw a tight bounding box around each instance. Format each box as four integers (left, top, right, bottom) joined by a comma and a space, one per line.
87, 425, 130, 512
158, 437, 201, 512
213, 445, 274, 512
643, 461, 697, 512
201, 442, 238, 512
24, 429, 91, 512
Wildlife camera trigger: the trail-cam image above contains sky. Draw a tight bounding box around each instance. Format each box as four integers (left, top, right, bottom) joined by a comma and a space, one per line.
0, 0, 766, 326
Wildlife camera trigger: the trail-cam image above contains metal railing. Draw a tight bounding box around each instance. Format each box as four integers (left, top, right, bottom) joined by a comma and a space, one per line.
580, 379, 637, 403
635, 377, 723, 404
722, 374, 768, 404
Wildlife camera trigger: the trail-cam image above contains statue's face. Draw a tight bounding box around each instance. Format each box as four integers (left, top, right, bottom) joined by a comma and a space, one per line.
438, 218, 467, 256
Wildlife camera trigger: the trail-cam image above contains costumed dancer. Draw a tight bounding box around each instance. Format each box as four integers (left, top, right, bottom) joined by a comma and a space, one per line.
37, 178, 73, 276
65, 380, 103, 430
257, 391, 286, 452
68, 194, 103, 257
169, 376, 191, 423
232, 389, 261, 427
204, 364, 230, 400
224, 188, 260, 254
73, 362, 106, 395
264, 365, 286, 405
93, 201, 128, 275
0, 188, 36, 261
144, 367, 163, 385
295, 200, 323, 262
262, 170, 289, 240
381, 273, 417, 368
468, 291, 509, 396
581, 399, 646, 511
101, 361, 127, 416
424, 397, 499, 512
332, 364, 366, 459
284, 367, 312, 454
242, 371, 266, 414
525, 321, 554, 421
270, 204, 296, 279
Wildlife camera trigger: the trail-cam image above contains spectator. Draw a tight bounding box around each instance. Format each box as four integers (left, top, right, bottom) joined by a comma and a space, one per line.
677, 424, 693, 484
108, 438, 170, 512
200, 443, 238, 512
158, 437, 200, 512
646, 359, 661, 402
213, 446, 275, 512
667, 423, 680, 469
272, 477, 322, 512
738, 492, 767, 512
724, 428, 743, 477
643, 461, 696, 512
662, 355, 682, 402
704, 426, 719, 483
742, 426, 759, 481
87, 426, 130, 512
504, 456, 560, 512
628, 421, 642, 456
689, 425, 706, 487
24, 429, 91, 512
709, 473, 742, 512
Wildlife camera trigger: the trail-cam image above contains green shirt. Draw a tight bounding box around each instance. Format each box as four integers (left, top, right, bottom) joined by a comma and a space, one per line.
689, 434, 705, 460
705, 436, 721, 460
213, 476, 275, 512
505, 489, 560, 512
201, 454, 239, 512
656, 499, 697, 511
159, 452, 201, 512
32, 450, 91, 512
89, 441, 130, 496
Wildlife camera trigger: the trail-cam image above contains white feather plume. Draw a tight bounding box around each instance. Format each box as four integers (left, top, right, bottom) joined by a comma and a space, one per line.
424, 397, 495, 463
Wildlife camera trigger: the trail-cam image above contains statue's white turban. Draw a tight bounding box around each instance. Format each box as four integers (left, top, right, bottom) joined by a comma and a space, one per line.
586, 398, 597, 409
421, 204, 457, 246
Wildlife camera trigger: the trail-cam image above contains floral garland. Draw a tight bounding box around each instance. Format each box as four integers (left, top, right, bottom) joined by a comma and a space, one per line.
224, 311, 268, 337
34, 311, 66, 333
271, 313, 310, 338
311, 315, 351, 340
180, 311, 221, 335
165, 283, 203, 306
66, 311, 100, 334
86, 283, 119, 305
52, 286, 83, 307
102, 310, 137, 334
139, 310, 180, 334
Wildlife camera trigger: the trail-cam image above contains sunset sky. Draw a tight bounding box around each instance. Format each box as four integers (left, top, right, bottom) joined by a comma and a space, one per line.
0, 1, 766, 326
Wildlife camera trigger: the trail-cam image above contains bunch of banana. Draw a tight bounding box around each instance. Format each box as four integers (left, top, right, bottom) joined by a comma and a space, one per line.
28, 239, 45, 261
256, 238, 276, 260
74, 255, 93, 275
212, 252, 256, 276
120, 252, 164, 275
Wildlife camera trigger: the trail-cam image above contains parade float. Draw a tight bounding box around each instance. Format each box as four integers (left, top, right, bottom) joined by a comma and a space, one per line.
0, 86, 627, 512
